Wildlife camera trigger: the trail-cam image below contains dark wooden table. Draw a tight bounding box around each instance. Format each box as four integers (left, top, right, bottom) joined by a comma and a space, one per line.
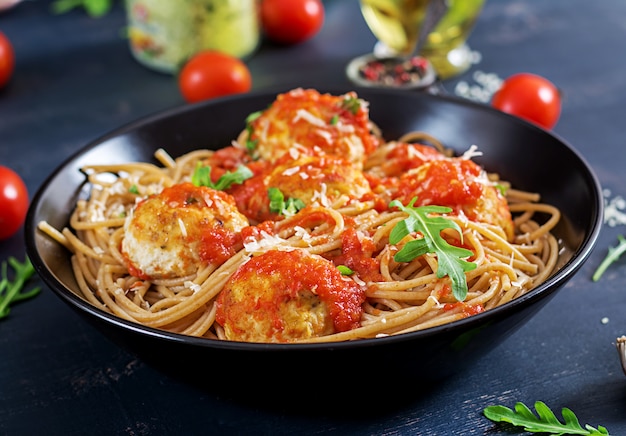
2, 1, 625, 434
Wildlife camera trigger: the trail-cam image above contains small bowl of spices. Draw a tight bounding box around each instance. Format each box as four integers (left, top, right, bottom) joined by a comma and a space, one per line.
346, 53, 438, 91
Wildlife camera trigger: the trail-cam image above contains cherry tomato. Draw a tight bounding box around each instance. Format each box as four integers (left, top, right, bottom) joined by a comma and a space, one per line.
261, 0, 325, 45
0, 166, 29, 240
178, 50, 252, 103
491, 73, 561, 129
0, 31, 15, 89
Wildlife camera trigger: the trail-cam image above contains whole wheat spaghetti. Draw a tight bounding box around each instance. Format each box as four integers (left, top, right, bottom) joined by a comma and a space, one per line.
38, 88, 561, 343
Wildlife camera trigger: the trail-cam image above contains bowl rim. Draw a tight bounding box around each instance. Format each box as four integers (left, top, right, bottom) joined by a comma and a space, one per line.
24, 87, 605, 351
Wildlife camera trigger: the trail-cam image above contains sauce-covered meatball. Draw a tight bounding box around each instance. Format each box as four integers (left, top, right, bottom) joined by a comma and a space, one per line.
216, 248, 365, 343
122, 183, 249, 279
392, 158, 514, 240
247, 88, 380, 167
233, 153, 372, 223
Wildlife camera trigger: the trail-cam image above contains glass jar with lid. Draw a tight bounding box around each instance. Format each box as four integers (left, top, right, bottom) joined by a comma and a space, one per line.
125, 0, 260, 73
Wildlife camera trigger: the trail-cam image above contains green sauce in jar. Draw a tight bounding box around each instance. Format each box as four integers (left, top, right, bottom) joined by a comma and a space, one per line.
126, 0, 260, 74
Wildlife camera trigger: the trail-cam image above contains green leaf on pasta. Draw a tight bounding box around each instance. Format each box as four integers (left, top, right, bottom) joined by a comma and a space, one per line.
388, 198, 476, 302
191, 162, 252, 191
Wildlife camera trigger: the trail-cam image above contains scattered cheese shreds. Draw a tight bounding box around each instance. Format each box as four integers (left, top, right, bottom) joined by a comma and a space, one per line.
185, 281, 202, 293
243, 231, 288, 253
293, 108, 326, 127
178, 218, 188, 238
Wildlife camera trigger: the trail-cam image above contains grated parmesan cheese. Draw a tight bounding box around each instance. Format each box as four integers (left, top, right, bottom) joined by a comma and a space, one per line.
407, 144, 430, 161
293, 108, 326, 127
178, 218, 188, 237
288, 147, 301, 160
282, 166, 300, 176
428, 295, 444, 309
184, 280, 202, 293
310, 183, 331, 207
334, 121, 356, 133
293, 226, 312, 244
110, 180, 128, 195
315, 128, 333, 144
88, 200, 106, 222
243, 230, 288, 253
461, 144, 483, 160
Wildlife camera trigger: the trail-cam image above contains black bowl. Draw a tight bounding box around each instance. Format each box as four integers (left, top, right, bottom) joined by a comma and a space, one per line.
25, 87, 602, 405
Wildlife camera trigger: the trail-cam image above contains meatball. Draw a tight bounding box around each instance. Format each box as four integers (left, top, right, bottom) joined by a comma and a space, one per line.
392, 158, 515, 240
215, 248, 365, 343
247, 88, 380, 167
122, 183, 249, 279
232, 153, 372, 223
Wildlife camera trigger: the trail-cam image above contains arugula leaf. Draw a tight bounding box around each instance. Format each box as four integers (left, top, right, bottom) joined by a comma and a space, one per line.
592, 235, 626, 282
484, 401, 610, 435
51, 0, 113, 17
268, 187, 305, 217
191, 162, 253, 191
388, 197, 476, 301
0, 257, 41, 320
244, 111, 262, 154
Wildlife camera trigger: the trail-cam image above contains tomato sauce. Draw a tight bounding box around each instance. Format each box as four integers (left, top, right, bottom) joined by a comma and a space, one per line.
443, 301, 484, 318
123, 253, 152, 280
206, 145, 250, 172
394, 158, 484, 209
332, 227, 383, 283
198, 227, 241, 266
228, 171, 273, 223
240, 220, 275, 244
384, 142, 445, 175
284, 206, 337, 233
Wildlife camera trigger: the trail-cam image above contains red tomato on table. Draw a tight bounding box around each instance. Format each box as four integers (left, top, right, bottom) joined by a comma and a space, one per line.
178, 50, 252, 103
0, 31, 15, 88
0, 166, 29, 240
261, 0, 325, 45
491, 73, 561, 130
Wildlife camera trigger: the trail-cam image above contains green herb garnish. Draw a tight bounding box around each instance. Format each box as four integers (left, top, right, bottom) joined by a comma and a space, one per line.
495, 183, 509, 196
0, 257, 41, 320
592, 235, 626, 282
330, 114, 339, 125
51, 0, 113, 17
341, 96, 361, 115
244, 111, 262, 154
388, 198, 476, 301
191, 162, 252, 191
484, 401, 610, 435
246, 110, 262, 124
268, 187, 305, 217
337, 265, 354, 276
128, 184, 139, 195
